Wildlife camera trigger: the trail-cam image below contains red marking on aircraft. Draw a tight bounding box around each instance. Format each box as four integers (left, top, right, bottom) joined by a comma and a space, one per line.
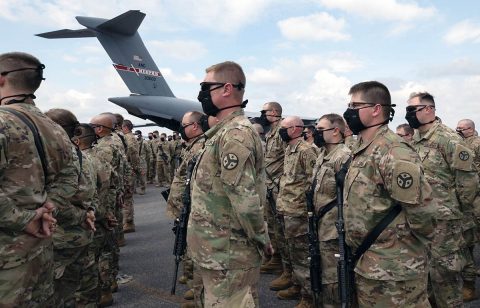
113, 63, 161, 77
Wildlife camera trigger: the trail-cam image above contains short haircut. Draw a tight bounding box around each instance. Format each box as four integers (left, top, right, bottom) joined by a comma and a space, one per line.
135, 130, 142, 135
188, 111, 204, 123
74, 123, 97, 146
349, 81, 392, 120
266, 101, 282, 115
114, 113, 124, 128
206, 61, 245, 99
161, 133, 167, 137
396, 123, 414, 135
458, 119, 475, 130
0, 52, 44, 92
45, 108, 79, 138
319, 113, 346, 134
409, 92, 435, 106
122, 119, 133, 131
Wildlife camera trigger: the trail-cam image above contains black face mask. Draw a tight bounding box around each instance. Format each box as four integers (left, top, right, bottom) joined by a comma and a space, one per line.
160, 137, 165, 142
148, 136, 153, 140
405, 111, 422, 129
179, 125, 189, 142
279, 127, 291, 143
313, 130, 325, 147
343, 108, 365, 135
456, 129, 467, 138
258, 112, 269, 127
197, 82, 247, 116
303, 133, 308, 141
199, 115, 210, 132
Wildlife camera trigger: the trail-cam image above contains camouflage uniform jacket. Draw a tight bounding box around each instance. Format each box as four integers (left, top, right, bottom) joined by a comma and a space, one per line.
0, 103, 77, 269
464, 135, 480, 171
94, 134, 123, 213
54, 147, 97, 249
412, 120, 478, 256
138, 138, 150, 169
124, 132, 140, 176
166, 135, 206, 219
111, 132, 128, 193
264, 120, 286, 190
312, 143, 351, 242
344, 135, 356, 151
277, 139, 317, 219
84, 147, 111, 223
344, 125, 435, 281
188, 110, 269, 270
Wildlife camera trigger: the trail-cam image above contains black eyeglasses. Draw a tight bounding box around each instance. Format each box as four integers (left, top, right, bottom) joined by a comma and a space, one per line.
260, 109, 273, 114
200, 81, 245, 92
397, 133, 408, 138
181, 122, 195, 128
406, 105, 431, 113
315, 127, 336, 132
347, 101, 376, 109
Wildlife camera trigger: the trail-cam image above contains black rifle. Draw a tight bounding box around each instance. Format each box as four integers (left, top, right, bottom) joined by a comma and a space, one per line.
170, 156, 197, 295
266, 187, 281, 225
335, 159, 354, 308
306, 179, 321, 308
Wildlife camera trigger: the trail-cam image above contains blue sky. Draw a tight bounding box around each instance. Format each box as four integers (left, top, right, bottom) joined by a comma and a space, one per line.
1, 0, 480, 135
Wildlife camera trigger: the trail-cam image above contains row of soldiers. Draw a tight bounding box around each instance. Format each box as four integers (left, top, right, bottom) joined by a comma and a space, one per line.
165, 61, 480, 308
0, 51, 153, 307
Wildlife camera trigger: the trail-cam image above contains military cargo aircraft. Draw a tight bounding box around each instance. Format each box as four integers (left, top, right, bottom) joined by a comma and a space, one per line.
37, 10, 314, 131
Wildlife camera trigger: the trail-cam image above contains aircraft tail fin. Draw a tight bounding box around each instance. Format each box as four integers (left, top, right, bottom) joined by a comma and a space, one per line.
36, 10, 174, 97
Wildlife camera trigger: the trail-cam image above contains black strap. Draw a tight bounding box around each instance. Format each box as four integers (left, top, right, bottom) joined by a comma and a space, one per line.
139, 140, 143, 155
317, 200, 336, 220
352, 203, 402, 264
1, 108, 48, 183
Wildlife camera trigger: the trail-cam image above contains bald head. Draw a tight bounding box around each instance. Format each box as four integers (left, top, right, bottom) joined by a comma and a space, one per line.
90, 114, 114, 138
282, 116, 303, 127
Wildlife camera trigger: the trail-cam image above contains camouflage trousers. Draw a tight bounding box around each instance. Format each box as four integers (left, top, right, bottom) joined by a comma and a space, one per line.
320, 239, 340, 307
275, 214, 293, 273
429, 248, 468, 308
76, 225, 109, 305
147, 159, 156, 183
0, 246, 54, 307
285, 234, 310, 297
156, 160, 171, 187
101, 228, 115, 292
136, 163, 147, 193
53, 244, 93, 307
356, 274, 430, 308
123, 173, 135, 225
187, 261, 204, 308
198, 266, 260, 308
462, 226, 478, 283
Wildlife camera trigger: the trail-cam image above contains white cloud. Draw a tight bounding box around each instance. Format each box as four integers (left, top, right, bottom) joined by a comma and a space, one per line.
161, 68, 199, 84
249, 68, 288, 84
319, 0, 436, 22
148, 40, 207, 61
278, 12, 350, 41
444, 20, 480, 45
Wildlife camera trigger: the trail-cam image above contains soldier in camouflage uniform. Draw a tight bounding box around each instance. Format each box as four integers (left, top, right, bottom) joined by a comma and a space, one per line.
456, 118, 480, 301
45, 109, 97, 308
73, 123, 114, 306
276, 116, 318, 307
171, 131, 183, 176
406, 93, 479, 307
167, 111, 207, 308
156, 132, 172, 188
146, 132, 155, 184
0, 52, 78, 307
396, 123, 414, 143
259, 102, 291, 287
188, 61, 272, 307
343, 81, 436, 307
90, 113, 125, 306
122, 120, 140, 233
310, 114, 351, 307
135, 130, 149, 195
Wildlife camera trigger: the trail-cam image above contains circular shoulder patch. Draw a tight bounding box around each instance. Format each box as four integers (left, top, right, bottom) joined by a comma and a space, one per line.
397, 172, 413, 189
223, 153, 239, 170
459, 150, 470, 161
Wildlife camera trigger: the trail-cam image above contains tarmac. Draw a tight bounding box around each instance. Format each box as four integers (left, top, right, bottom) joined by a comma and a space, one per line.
112, 183, 480, 307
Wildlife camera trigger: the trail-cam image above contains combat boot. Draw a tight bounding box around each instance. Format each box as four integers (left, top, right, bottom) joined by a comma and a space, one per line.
111, 279, 118, 293
277, 285, 301, 300
117, 237, 126, 247
260, 254, 283, 274
178, 275, 188, 284
123, 223, 136, 233
294, 295, 313, 308
269, 270, 293, 291
463, 281, 477, 301
184, 289, 194, 300
181, 302, 196, 308
99, 291, 113, 307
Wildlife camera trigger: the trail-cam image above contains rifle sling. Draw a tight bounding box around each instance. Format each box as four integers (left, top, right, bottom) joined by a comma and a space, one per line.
351, 203, 402, 265
317, 200, 336, 221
